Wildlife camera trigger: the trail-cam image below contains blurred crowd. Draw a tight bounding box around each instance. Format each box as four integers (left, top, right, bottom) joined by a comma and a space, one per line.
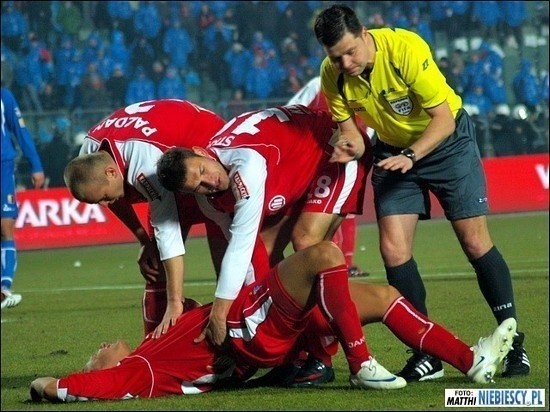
1, 0, 549, 187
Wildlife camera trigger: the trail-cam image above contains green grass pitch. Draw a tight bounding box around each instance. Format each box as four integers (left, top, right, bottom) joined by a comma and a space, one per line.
1, 212, 548, 410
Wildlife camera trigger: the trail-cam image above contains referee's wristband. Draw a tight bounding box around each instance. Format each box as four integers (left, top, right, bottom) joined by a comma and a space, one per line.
400, 148, 416, 164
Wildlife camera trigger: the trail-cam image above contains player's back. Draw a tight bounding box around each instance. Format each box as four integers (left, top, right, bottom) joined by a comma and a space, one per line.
208, 105, 334, 169
87, 99, 225, 149
207, 105, 337, 214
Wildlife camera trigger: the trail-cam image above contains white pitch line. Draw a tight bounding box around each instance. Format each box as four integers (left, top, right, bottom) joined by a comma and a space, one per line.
14, 267, 549, 294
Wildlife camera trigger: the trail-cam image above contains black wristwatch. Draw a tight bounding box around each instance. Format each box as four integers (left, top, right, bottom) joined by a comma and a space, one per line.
400, 148, 416, 164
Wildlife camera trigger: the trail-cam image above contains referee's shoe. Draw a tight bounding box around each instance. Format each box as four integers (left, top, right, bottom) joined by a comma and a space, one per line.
501, 332, 531, 377
396, 350, 444, 382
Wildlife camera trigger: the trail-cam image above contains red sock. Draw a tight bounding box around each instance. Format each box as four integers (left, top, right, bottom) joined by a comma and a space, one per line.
339, 215, 357, 267
301, 306, 339, 366
142, 282, 167, 336
317, 264, 371, 374
383, 297, 474, 374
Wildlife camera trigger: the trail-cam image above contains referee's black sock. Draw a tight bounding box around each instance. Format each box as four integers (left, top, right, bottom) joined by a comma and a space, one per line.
471, 246, 517, 325
386, 257, 428, 315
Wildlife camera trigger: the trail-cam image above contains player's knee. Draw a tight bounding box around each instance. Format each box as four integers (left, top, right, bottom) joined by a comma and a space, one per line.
309, 241, 344, 268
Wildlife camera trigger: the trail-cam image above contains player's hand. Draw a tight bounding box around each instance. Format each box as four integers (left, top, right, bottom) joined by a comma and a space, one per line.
137, 241, 162, 282
376, 154, 414, 174
195, 314, 228, 348
208, 354, 235, 375
151, 300, 183, 339
30, 377, 56, 402
330, 139, 363, 163
31, 172, 45, 189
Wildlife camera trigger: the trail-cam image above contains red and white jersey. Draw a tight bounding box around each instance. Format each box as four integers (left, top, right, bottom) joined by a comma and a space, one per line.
79, 99, 225, 260
56, 305, 223, 401
286, 76, 374, 139
197, 105, 355, 300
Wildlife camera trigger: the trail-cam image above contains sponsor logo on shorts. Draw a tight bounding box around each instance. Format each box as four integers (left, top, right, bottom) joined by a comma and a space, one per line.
137, 173, 161, 201
268, 195, 286, 212
232, 172, 249, 200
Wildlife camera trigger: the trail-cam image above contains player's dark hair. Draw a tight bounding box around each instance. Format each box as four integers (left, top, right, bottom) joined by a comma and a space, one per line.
157, 148, 196, 192
314, 4, 363, 47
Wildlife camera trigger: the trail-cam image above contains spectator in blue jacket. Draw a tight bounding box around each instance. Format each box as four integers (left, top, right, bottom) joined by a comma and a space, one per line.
134, 1, 162, 49
513, 58, 541, 113
463, 81, 494, 117
1, 1, 28, 53
82, 30, 105, 67
157, 65, 186, 100
125, 65, 155, 105
224, 42, 253, 95
472, 1, 502, 42
1, 86, 45, 310
107, 0, 135, 40
483, 75, 508, 106
245, 49, 274, 99
499, 1, 527, 49
107, 29, 130, 76
162, 18, 194, 72
53, 34, 78, 108
94, 48, 116, 82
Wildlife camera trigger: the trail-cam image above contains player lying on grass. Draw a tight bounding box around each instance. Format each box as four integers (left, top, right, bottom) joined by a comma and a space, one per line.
30, 242, 515, 402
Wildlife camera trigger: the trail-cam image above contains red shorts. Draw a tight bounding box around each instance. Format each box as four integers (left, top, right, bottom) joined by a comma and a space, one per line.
297, 149, 372, 216
227, 266, 312, 368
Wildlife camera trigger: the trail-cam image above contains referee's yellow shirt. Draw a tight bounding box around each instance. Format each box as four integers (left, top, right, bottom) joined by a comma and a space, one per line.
320, 27, 462, 148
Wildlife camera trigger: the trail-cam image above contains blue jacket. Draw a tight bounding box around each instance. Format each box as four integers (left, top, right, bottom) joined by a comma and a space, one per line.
1, 87, 44, 172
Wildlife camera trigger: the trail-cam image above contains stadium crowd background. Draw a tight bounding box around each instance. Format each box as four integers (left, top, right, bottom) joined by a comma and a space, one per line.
1, 0, 549, 189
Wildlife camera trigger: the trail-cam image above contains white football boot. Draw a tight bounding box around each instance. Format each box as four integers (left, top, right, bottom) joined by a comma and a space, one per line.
467, 318, 517, 383
1, 290, 22, 310
350, 357, 407, 389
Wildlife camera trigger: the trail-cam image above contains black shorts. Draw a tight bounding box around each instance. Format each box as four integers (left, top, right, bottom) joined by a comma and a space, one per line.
372, 109, 489, 221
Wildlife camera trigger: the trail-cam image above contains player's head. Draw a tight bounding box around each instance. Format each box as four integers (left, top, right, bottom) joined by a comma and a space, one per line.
314, 5, 369, 77
83, 340, 132, 372
157, 147, 229, 195
314, 4, 363, 48
64, 151, 125, 205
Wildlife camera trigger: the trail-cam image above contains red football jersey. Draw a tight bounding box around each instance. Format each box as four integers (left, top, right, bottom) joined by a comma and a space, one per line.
57, 306, 219, 401
79, 99, 225, 260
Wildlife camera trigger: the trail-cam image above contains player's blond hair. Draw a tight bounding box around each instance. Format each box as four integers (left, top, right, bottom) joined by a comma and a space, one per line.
63, 151, 112, 201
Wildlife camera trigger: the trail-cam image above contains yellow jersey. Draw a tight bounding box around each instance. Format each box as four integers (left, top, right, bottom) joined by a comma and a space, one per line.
320, 27, 462, 148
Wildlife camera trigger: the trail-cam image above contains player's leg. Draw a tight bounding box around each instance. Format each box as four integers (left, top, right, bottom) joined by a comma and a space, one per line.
440, 111, 529, 378
452, 215, 529, 377
276, 241, 406, 389
373, 149, 439, 381
1, 160, 22, 310
350, 282, 516, 383
290, 211, 343, 251
339, 214, 369, 277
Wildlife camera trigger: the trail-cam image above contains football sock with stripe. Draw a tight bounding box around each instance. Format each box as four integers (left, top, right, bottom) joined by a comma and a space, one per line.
317, 264, 371, 374
383, 297, 473, 374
